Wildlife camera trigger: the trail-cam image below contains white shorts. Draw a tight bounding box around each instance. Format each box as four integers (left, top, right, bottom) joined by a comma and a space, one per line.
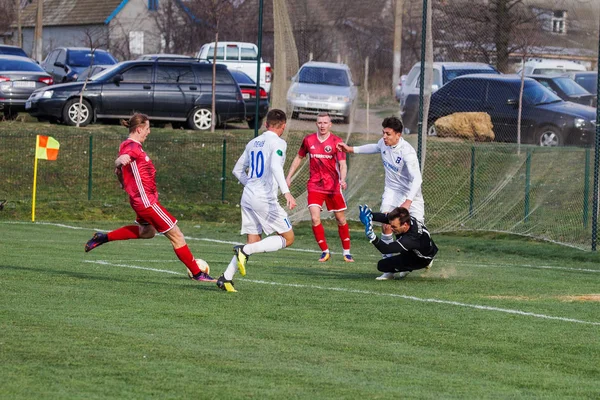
240, 200, 292, 236
380, 187, 425, 222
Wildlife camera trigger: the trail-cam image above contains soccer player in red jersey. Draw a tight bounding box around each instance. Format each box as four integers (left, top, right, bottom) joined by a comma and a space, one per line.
84, 113, 214, 282
286, 112, 353, 262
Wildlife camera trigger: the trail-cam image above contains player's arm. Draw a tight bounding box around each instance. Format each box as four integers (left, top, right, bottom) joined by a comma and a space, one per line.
401, 151, 423, 210
115, 167, 124, 189
371, 212, 389, 224
232, 151, 249, 186
370, 236, 409, 254
338, 159, 348, 190
286, 154, 304, 188
351, 143, 380, 154
271, 147, 297, 210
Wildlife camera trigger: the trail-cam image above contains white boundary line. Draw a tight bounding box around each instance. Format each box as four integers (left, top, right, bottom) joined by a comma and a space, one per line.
84, 260, 600, 327
5, 221, 599, 273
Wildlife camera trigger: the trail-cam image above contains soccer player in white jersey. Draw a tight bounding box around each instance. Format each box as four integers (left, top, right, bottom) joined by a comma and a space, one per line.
337, 116, 426, 280
216, 109, 297, 292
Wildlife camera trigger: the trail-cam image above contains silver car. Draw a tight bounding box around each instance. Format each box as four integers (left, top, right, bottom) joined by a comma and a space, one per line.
287, 61, 357, 123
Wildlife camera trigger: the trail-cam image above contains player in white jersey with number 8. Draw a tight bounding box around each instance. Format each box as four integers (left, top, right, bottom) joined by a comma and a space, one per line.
216, 109, 297, 292
337, 116, 426, 280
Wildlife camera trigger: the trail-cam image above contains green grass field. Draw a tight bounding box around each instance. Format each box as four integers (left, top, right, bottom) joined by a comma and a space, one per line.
1, 221, 599, 399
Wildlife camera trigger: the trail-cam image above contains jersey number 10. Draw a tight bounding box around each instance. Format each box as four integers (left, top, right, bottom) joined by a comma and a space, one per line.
250, 150, 264, 178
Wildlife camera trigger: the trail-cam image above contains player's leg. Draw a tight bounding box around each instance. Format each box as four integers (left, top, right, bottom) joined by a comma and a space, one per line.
328, 192, 352, 262
308, 191, 329, 261
84, 214, 156, 252
375, 254, 413, 280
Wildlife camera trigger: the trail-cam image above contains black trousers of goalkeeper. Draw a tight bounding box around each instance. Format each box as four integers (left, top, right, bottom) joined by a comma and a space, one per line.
377, 253, 432, 273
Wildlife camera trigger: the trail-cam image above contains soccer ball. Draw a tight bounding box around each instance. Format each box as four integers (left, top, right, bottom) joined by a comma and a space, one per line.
188, 258, 210, 278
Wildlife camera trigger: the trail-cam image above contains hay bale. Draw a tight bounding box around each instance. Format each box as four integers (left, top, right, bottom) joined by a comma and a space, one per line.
434, 112, 494, 142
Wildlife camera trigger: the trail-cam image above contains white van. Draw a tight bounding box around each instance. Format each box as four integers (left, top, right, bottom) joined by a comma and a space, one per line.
196, 42, 272, 93
517, 59, 586, 76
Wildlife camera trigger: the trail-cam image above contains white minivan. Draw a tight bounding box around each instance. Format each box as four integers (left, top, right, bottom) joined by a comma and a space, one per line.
517, 59, 586, 76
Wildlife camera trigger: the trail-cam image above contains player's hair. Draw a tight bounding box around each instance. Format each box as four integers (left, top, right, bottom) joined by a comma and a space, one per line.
266, 109, 287, 128
388, 206, 411, 225
382, 116, 404, 134
317, 112, 331, 119
121, 113, 149, 133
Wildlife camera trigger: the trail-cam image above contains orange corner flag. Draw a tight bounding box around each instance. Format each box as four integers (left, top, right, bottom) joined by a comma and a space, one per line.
36, 135, 60, 160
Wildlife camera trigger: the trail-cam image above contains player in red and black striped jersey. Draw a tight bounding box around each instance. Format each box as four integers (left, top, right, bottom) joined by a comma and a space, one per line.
84, 113, 214, 282
286, 112, 353, 262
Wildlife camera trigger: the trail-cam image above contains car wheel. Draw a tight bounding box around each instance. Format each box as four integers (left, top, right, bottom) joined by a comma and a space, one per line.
291, 111, 299, 120
342, 115, 350, 124
248, 117, 263, 130
537, 125, 562, 147
3, 109, 18, 121
188, 108, 213, 130
63, 98, 92, 126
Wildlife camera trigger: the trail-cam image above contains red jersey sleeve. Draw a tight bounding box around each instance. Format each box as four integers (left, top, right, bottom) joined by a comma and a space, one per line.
298, 135, 311, 158
333, 135, 347, 161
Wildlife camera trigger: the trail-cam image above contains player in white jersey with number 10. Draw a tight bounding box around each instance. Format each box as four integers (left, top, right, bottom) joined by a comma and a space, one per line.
337, 116, 426, 280
216, 109, 297, 292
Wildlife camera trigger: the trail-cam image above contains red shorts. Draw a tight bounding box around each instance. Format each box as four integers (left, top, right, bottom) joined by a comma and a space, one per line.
307, 191, 347, 212
134, 202, 178, 234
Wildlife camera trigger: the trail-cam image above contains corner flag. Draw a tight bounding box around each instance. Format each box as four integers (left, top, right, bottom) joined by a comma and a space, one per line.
32, 135, 60, 221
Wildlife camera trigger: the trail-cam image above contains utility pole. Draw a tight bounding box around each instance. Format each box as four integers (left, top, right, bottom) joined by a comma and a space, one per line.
392, 0, 404, 95
34, 0, 43, 61
16, 0, 22, 48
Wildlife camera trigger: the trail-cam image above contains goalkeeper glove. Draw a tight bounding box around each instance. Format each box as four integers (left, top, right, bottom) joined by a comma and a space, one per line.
359, 204, 377, 242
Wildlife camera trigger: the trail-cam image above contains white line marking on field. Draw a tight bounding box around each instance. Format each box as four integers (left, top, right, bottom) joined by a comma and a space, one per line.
85, 260, 600, 326
6, 221, 597, 272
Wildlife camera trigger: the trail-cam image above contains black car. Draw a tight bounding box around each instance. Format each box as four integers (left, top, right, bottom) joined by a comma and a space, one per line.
0, 44, 28, 57
0, 55, 53, 119
229, 69, 269, 129
41, 47, 117, 83
26, 60, 246, 130
561, 71, 598, 94
528, 75, 596, 107
422, 74, 596, 147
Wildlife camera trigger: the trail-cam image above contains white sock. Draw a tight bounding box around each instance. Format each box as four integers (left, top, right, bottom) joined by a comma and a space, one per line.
343, 249, 350, 256
223, 256, 238, 280
243, 235, 287, 255
381, 234, 393, 258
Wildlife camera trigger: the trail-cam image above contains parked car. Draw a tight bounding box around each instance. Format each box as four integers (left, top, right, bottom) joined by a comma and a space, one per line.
399, 62, 499, 133
0, 44, 28, 58
287, 61, 357, 123
517, 58, 586, 76
26, 59, 245, 130
196, 42, 272, 93
0, 55, 53, 119
137, 54, 193, 60
76, 65, 112, 82
528, 75, 596, 107
561, 71, 598, 94
229, 70, 269, 129
41, 47, 117, 83
422, 74, 596, 147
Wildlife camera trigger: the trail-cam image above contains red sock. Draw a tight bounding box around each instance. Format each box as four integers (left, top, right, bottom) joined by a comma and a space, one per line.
338, 223, 351, 251
312, 224, 328, 251
174, 245, 200, 275
107, 225, 141, 241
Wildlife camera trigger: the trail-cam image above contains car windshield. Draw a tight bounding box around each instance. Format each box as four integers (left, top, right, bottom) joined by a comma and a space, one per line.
231, 71, 255, 84
532, 68, 568, 75
0, 47, 27, 57
523, 80, 562, 105
553, 77, 590, 96
67, 50, 116, 67
443, 68, 496, 84
574, 74, 598, 93
88, 63, 122, 81
0, 59, 45, 72
298, 67, 350, 86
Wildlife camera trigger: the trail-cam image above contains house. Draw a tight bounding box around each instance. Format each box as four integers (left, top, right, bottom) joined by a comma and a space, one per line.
13, 0, 194, 61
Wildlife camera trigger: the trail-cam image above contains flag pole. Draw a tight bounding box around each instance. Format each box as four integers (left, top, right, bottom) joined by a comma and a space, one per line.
32, 135, 39, 222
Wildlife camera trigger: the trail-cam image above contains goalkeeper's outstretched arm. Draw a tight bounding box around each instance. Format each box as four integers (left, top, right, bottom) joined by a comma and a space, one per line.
371, 212, 389, 224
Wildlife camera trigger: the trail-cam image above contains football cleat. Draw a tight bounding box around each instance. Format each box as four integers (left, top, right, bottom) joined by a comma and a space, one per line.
85, 232, 108, 252
318, 251, 331, 262
217, 275, 237, 292
343, 254, 354, 262
190, 271, 216, 282
397, 271, 411, 279
233, 245, 248, 276
375, 272, 396, 280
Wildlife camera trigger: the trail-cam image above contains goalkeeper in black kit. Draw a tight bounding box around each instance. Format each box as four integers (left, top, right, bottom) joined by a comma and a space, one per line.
359, 205, 438, 280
